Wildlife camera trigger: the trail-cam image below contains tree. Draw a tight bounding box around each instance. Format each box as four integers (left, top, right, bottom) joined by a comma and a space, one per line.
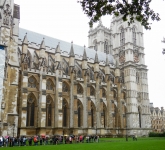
78, 0, 160, 30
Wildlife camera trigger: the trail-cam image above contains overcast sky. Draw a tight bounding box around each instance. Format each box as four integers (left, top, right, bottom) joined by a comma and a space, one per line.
14, 0, 165, 108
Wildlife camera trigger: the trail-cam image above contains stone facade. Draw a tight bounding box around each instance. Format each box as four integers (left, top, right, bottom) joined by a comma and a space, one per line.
0, 0, 151, 137
150, 103, 165, 133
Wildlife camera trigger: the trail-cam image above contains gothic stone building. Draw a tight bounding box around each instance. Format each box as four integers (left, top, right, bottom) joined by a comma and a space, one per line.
150, 103, 165, 133
0, 0, 151, 137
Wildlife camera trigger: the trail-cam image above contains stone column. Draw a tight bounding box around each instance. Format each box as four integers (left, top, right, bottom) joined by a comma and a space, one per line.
39, 73, 46, 128
55, 68, 63, 129
20, 71, 28, 136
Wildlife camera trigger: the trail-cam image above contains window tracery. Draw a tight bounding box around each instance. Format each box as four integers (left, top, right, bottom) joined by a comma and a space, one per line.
132, 27, 136, 45
46, 95, 52, 126
136, 72, 140, 83
26, 94, 35, 126
46, 79, 54, 90
104, 41, 108, 53
77, 69, 82, 78
62, 82, 69, 92
28, 76, 37, 88
120, 28, 125, 46
63, 99, 68, 127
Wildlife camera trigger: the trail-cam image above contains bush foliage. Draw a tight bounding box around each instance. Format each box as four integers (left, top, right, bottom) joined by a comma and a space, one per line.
149, 132, 165, 137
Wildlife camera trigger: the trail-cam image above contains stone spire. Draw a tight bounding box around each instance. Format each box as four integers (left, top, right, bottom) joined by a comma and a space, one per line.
23, 33, 28, 45
40, 38, 46, 50
94, 52, 99, 63
55, 42, 61, 54
82, 45, 87, 61
69, 41, 75, 57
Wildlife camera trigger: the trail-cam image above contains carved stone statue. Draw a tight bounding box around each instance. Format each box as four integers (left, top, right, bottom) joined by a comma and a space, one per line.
3, 3, 12, 26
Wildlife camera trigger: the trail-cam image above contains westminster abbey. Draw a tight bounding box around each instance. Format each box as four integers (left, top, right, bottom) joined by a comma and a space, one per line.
0, 0, 151, 137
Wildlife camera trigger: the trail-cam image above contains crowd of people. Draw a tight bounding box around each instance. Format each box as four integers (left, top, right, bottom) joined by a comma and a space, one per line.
0, 135, 100, 147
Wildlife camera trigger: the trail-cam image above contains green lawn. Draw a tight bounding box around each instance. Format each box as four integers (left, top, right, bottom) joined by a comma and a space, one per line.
4, 137, 165, 150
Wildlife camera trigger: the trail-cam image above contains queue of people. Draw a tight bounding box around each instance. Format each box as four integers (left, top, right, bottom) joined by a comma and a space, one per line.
0, 135, 99, 147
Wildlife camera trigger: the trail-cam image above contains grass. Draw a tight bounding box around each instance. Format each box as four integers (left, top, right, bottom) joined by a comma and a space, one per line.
3, 137, 165, 150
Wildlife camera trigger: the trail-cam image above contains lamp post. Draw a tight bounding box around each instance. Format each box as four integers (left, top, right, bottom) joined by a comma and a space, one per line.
12, 122, 15, 137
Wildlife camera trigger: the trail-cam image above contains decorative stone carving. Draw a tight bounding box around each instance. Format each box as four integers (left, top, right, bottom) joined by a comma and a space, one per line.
119, 50, 125, 64
1, 102, 5, 109
3, 3, 12, 26
137, 92, 141, 102
62, 82, 69, 92
133, 50, 139, 63
90, 86, 95, 96
77, 84, 83, 94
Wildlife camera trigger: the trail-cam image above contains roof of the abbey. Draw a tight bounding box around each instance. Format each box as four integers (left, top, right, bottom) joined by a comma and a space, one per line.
18, 28, 115, 65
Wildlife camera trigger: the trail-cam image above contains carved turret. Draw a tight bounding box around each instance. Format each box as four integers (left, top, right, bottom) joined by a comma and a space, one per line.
69, 41, 75, 67
39, 38, 46, 58
55, 42, 61, 62
22, 33, 28, 54
82, 45, 87, 70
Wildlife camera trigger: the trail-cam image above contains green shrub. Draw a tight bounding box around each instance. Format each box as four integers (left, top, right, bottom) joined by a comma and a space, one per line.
149, 132, 165, 137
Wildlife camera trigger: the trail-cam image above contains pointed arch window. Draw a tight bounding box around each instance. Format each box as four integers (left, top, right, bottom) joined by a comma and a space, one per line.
28, 76, 37, 88
62, 82, 69, 92
77, 84, 83, 94
90, 70, 94, 81
103, 104, 106, 128
46, 95, 52, 126
26, 94, 35, 126
94, 42, 97, 51
104, 41, 108, 53
91, 104, 94, 127
63, 99, 68, 127
46, 79, 54, 90
121, 71, 125, 83
132, 27, 136, 45
120, 28, 125, 46
138, 107, 142, 128
77, 69, 82, 78
90, 86, 95, 96
78, 101, 82, 127
136, 72, 140, 83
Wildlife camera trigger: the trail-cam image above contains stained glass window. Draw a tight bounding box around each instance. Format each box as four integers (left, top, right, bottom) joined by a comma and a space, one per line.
63, 99, 68, 127
120, 28, 125, 46
46, 96, 52, 126
26, 94, 35, 126
62, 82, 69, 92
28, 76, 37, 88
